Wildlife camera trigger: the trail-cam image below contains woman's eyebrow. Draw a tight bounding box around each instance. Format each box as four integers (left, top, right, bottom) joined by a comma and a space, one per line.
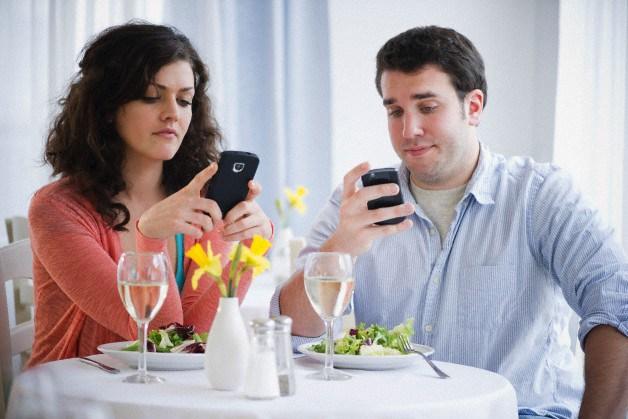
153, 83, 194, 93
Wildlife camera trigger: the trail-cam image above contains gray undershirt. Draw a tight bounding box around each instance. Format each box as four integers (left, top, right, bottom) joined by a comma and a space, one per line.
409, 181, 467, 244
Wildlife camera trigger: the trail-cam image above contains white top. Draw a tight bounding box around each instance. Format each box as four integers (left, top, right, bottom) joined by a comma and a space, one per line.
409, 182, 466, 243
8, 355, 517, 419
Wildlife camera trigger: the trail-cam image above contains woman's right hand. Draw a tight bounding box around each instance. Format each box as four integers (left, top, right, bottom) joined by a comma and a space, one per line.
137, 164, 223, 240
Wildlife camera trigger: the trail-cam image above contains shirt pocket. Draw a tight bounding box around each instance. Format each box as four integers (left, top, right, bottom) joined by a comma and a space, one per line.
456, 265, 518, 330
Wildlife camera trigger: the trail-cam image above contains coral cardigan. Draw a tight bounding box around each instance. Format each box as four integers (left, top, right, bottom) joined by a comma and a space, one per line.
26, 178, 252, 367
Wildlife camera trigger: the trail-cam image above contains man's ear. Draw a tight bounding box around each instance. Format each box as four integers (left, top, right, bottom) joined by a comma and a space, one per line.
465, 89, 484, 126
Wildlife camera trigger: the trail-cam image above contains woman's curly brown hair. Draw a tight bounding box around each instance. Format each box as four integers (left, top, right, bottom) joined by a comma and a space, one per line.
45, 21, 222, 230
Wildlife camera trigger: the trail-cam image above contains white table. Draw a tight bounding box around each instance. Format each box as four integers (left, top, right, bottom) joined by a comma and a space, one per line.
7, 354, 518, 419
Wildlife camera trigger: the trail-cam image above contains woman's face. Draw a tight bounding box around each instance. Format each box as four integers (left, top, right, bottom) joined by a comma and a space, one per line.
115, 60, 195, 164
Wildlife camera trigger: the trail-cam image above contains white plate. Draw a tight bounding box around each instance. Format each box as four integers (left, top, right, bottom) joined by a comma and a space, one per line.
298, 341, 434, 371
98, 341, 204, 371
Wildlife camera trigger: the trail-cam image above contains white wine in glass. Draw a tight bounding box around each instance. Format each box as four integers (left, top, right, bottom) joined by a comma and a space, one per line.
117, 251, 169, 384
304, 252, 354, 381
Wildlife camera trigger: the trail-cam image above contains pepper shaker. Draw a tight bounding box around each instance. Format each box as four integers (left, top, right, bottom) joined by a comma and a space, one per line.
273, 315, 296, 396
243, 319, 280, 399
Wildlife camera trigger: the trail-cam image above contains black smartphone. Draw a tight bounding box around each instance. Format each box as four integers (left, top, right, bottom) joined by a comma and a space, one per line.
205, 151, 259, 216
361, 168, 406, 225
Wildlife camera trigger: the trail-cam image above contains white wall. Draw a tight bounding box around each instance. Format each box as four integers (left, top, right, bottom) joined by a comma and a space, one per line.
328, 0, 559, 184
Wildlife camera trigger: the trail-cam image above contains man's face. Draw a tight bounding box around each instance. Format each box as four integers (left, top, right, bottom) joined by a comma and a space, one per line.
381, 65, 482, 190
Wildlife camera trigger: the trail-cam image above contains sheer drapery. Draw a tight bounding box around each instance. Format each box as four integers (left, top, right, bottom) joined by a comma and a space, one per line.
0, 0, 330, 244
554, 0, 628, 248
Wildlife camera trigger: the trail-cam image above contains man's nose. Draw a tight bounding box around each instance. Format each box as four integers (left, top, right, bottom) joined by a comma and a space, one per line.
402, 112, 424, 138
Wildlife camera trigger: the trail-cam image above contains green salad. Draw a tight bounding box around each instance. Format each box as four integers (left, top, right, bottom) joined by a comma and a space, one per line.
310, 318, 414, 356
123, 323, 208, 353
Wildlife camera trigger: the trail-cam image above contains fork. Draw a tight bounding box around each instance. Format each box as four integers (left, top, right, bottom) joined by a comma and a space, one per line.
78, 356, 121, 374
399, 335, 450, 379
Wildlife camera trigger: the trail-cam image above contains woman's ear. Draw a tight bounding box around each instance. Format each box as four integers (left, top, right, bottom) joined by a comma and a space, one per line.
465, 89, 484, 127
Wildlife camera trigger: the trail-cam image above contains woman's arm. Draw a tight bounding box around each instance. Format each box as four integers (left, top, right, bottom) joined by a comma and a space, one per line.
29, 188, 184, 340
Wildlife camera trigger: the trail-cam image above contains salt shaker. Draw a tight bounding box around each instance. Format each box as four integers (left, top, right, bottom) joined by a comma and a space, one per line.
243, 318, 280, 399
273, 315, 296, 396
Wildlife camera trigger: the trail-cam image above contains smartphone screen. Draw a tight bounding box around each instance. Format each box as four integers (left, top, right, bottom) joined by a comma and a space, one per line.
205, 151, 259, 216
361, 168, 406, 225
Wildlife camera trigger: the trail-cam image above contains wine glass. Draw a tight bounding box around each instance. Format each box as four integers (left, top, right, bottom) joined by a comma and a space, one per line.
117, 251, 169, 384
303, 252, 354, 381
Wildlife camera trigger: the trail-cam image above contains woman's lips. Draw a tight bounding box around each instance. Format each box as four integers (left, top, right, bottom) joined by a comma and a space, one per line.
405, 145, 433, 157
154, 129, 177, 139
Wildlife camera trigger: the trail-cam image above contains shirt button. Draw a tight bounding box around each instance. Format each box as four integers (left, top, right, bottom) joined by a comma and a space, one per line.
429, 228, 436, 236
433, 276, 440, 285
424, 324, 433, 333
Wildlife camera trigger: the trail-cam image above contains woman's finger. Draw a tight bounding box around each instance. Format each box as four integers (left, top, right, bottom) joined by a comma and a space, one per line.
186, 163, 218, 195
245, 180, 262, 201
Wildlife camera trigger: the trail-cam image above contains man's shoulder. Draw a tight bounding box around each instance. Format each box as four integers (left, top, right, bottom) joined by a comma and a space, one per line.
488, 151, 562, 183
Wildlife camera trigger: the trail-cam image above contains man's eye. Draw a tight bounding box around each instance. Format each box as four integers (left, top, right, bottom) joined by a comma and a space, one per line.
420, 106, 437, 113
388, 109, 402, 118
177, 99, 192, 107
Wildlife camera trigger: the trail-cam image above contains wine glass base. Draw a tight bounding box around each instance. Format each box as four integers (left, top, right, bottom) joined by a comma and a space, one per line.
123, 374, 165, 384
307, 368, 351, 381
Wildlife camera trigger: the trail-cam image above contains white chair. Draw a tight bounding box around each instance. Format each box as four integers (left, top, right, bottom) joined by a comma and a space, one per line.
0, 239, 34, 413
4, 216, 29, 244
4, 216, 33, 341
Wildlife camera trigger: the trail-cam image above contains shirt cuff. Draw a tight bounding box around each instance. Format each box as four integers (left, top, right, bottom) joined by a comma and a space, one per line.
578, 314, 628, 350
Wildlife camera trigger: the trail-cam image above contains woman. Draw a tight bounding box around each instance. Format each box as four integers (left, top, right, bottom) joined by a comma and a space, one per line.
27, 22, 272, 366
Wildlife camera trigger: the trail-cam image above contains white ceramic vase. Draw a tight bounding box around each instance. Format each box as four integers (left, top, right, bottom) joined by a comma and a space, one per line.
204, 297, 250, 390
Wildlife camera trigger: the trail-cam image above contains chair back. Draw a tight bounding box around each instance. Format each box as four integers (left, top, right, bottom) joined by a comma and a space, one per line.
0, 239, 34, 411
4, 216, 29, 243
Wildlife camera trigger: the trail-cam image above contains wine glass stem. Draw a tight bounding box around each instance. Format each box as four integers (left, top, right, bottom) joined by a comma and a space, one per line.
323, 318, 335, 379
137, 321, 148, 379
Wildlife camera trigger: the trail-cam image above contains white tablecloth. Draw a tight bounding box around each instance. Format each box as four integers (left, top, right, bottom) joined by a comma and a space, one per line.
7, 354, 518, 419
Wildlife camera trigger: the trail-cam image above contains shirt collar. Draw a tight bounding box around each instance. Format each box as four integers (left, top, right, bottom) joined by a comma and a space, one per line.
398, 141, 496, 206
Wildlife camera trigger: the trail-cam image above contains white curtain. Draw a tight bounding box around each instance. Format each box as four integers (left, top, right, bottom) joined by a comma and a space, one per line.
553, 0, 628, 248
0, 0, 331, 244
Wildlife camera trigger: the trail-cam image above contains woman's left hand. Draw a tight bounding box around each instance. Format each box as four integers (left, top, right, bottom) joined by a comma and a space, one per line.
221, 180, 272, 242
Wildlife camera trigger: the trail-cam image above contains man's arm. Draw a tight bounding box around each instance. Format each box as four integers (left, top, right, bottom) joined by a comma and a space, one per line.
579, 325, 628, 419
278, 162, 414, 336
279, 270, 324, 336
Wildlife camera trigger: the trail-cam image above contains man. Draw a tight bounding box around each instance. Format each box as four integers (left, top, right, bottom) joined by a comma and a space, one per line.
272, 26, 627, 418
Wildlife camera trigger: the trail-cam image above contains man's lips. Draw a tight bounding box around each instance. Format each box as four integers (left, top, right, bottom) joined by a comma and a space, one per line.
404, 145, 434, 157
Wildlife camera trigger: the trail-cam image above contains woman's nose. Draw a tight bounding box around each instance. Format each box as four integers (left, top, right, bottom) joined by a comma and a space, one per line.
160, 96, 179, 121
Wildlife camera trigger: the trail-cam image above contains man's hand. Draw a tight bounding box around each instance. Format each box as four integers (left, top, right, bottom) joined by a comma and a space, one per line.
322, 162, 414, 256
138, 163, 223, 239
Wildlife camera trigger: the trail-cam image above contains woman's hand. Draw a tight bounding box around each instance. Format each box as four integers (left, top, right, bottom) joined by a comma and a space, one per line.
221, 180, 273, 242
137, 164, 224, 240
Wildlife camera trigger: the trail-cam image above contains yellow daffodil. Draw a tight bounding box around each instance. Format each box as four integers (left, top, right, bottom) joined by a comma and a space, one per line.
229, 235, 272, 278
283, 186, 309, 215
185, 235, 272, 298
185, 242, 225, 295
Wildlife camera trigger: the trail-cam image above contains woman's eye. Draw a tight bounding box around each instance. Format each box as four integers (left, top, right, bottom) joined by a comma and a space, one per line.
177, 99, 192, 107
141, 96, 160, 103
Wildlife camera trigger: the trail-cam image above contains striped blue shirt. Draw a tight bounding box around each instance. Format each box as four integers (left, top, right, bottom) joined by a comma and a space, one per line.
271, 144, 628, 418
